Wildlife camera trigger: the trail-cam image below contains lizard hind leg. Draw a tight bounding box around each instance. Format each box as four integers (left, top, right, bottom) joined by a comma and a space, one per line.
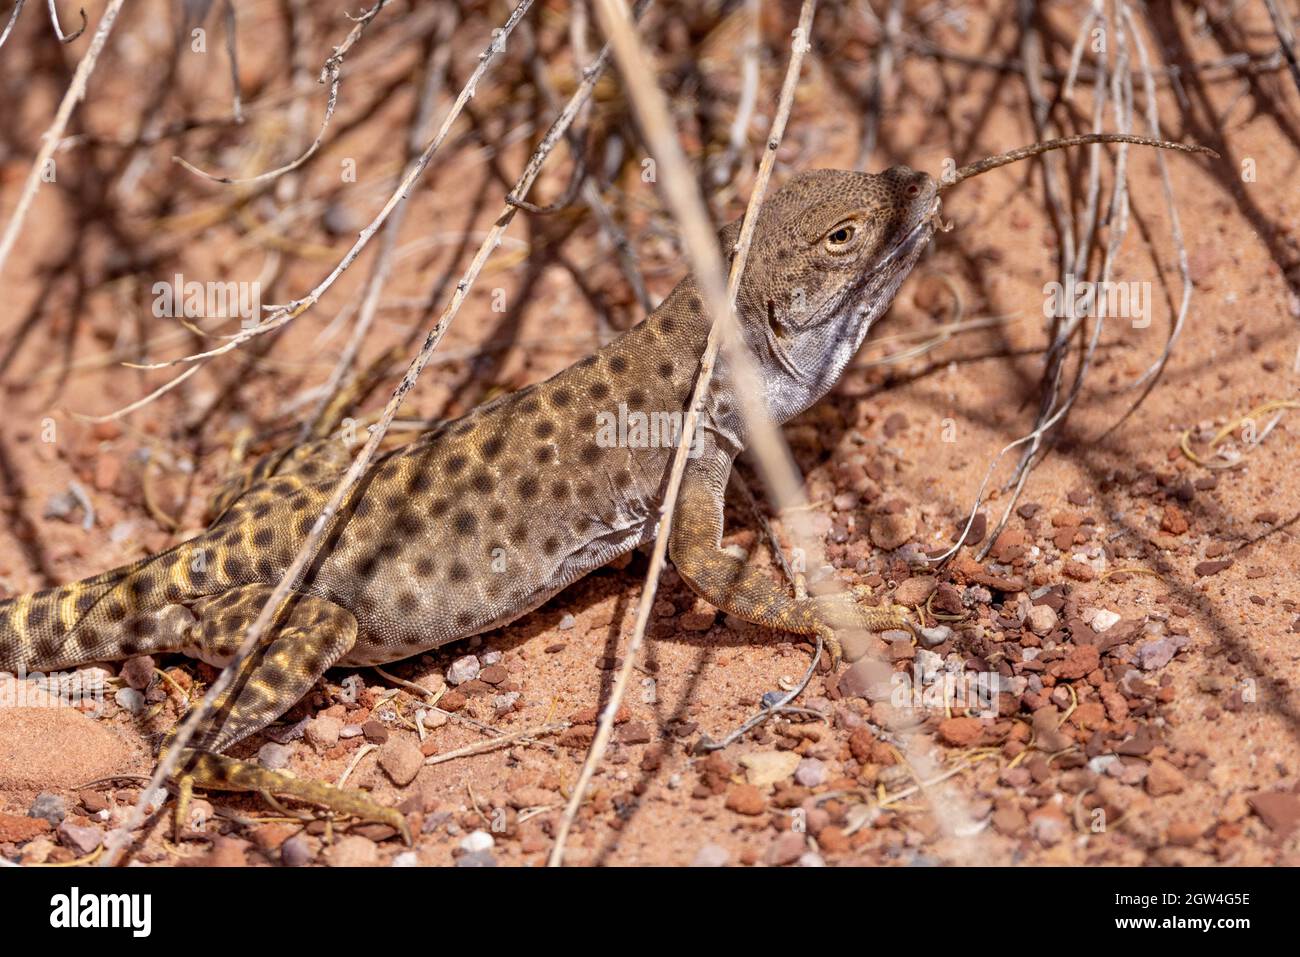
165, 588, 410, 843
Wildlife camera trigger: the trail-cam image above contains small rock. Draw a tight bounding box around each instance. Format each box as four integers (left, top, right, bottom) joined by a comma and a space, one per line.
113, 687, 144, 714
1054, 643, 1099, 680
691, 843, 730, 867
362, 719, 389, 744
919, 625, 951, 648
739, 750, 801, 788
446, 655, 481, 686
456, 850, 498, 867
893, 576, 936, 606
1028, 805, 1069, 846
1137, 638, 1178, 671
479, 665, 508, 685
57, 821, 103, 855
1247, 791, 1300, 836
28, 793, 66, 826
882, 411, 909, 437
1146, 759, 1187, 797
1025, 604, 1059, 636
379, 738, 423, 786
257, 742, 292, 770
459, 830, 495, 854
794, 758, 827, 788
1160, 504, 1190, 535
1090, 609, 1121, 632
305, 715, 342, 750
324, 835, 379, 867
937, 716, 983, 747
557, 614, 577, 630
281, 835, 314, 867
764, 831, 806, 866
724, 783, 767, 816
870, 511, 915, 551
392, 851, 421, 867
0, 812, 50, 843
120, 656, 155, 691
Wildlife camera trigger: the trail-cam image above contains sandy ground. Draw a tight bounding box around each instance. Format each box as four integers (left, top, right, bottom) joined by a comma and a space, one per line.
1, 1, 1299, 866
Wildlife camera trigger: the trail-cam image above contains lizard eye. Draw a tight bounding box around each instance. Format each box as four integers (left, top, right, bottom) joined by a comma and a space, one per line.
826, 224, 855, 247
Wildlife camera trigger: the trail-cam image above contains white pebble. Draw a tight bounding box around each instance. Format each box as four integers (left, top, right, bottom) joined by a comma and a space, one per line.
446, 655, 481, 686
459, 830, 495, 854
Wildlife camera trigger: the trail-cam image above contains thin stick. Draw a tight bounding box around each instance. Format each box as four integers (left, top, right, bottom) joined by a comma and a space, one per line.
173, 0, 389, 185
84, 0, 530, 421
423, 722, 568, 766
1262, 0, 1300, 97
1119, 4, 1197, 393
97, 0, 541, 867
300, 5, 456, 439
45, 0, 84, 42
0, 0, 125, 280
942, 133, 1217, 189
548, 0, 819, 868
0, 0, 26, 50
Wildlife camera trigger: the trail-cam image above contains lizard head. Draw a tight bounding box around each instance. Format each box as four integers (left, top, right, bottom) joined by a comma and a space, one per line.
731, 165, 939, 422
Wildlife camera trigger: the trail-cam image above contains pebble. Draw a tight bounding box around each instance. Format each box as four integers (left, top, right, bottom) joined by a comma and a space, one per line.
1025, 604, 1059, 636
794, 758, 827, 788
28, 792, 66, 826
114, 687, 145, 714
281, 835, 314, 866
919, 625, 952, 648
459, 830, 495, 854
120, 656, 155, 691
0, 813, 50, 843
1247, 791, 1300, 836
362, 720, 389, 744
456, 850, 498, 867
1137, 637, 1181, 671
57, 821, 104, 855
893, 576, 936, 606
691, 843, 730, 867
798, 851, 826, 867
724, 783, 767, 816
446, 655, 481, 686
257, 742, 292, 770
1146, 759, 1187, 796
764, 831, 806, 866
324, 835, 379, 867
869, 511, 915, 550
1028, 805, 1069, 846
938, 716, 983, 747
391, 851, 421, 867
740, 751, 800, 787
558, 613, 577, 630
1090, 609, 1121, 632
379, 738, 423, 786
305, 715, 343, 750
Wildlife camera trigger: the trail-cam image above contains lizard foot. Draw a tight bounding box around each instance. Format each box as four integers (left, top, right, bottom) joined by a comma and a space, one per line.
809, 587, 916, 668
175, 749, 412, 845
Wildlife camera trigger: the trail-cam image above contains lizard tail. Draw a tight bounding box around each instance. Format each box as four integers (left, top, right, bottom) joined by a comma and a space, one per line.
0, 541, 210, 673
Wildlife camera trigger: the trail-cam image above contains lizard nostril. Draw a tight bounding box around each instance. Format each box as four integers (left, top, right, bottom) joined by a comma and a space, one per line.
906, 183, 921, 196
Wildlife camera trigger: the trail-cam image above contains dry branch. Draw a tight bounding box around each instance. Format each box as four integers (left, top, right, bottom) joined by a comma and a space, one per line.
0, 0, 126, 279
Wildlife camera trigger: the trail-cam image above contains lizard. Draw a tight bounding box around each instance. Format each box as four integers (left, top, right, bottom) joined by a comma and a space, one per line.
0, 164, 940, 843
